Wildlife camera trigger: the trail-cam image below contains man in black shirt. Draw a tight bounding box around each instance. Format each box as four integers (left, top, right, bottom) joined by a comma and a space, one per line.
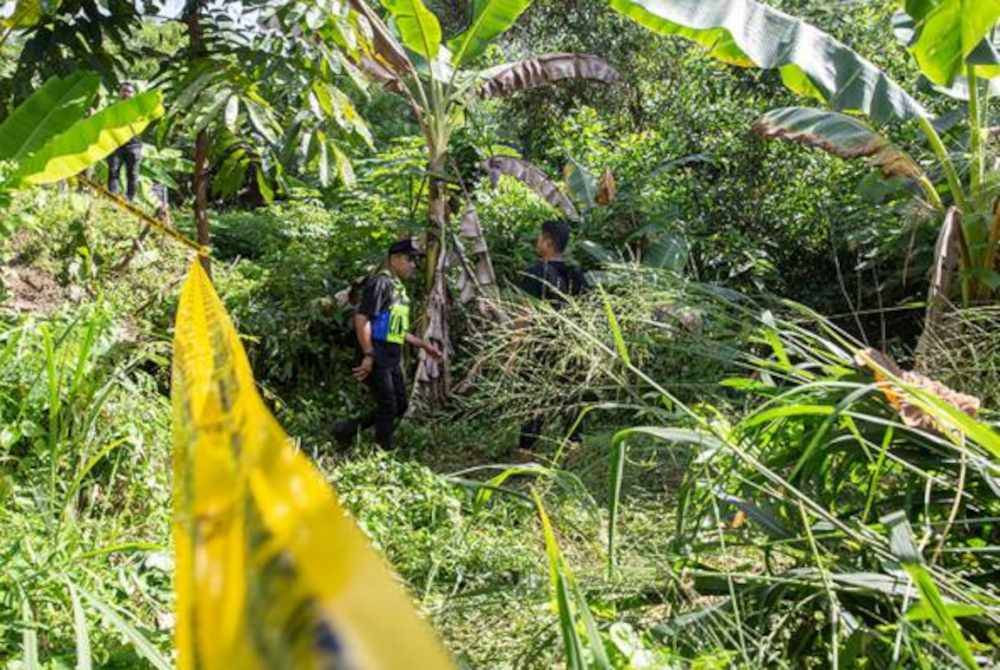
518, 219, 587, 450
334, 239, 442, 450
520, 219, 586, 304
107, 82, 143, 201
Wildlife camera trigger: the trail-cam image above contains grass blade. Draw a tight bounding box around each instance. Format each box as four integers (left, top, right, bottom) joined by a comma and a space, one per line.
533, 489, 612, 670
68, 583, 93, 670
599, 286, 631, 366
607, 439, 626, 578
76, 585, 170, 670
884, 511, 980, 670
22, 596, 39, 670
903, 565, 980, 670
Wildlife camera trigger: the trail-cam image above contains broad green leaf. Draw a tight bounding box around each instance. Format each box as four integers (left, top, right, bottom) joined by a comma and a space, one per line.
448, 0, 534, 66
1, 0, 50, 29
904, 0, 1000, 85
609, 0, 926, 124
14, 90, 164, 186
752, 107, 927, 180
564, 157, 596, 209
255, 166, 274, 204
380, 0, 441, 61
331, 143, 356, 187
223, 94, 239, 132
0, 71, 99, 161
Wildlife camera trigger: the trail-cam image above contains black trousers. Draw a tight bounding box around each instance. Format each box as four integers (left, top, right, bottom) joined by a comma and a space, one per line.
341, 361, 408, 449
107, 144, 142, 201
519, 414, 583, 450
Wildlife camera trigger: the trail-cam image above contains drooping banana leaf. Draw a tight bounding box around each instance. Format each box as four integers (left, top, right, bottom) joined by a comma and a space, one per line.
609, 0, 927, 124
919, 73, 1000, 101
14, 90, 164, 186
380, 0, 441, 62
482, 156, 579, 220
0, 72, 99, 162
448, 0, 534, 67
897, 0, 1000, 85
478, 53, 620, 98
751, 107, 927, 181
358, 55, 405, 92
347, 0, 413, 75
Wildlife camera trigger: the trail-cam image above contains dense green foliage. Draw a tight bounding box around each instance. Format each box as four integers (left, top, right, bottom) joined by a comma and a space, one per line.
2, 0, 1000, 668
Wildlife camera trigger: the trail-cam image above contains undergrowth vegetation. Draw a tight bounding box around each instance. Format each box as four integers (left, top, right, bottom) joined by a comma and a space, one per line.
3, 190, 997, 668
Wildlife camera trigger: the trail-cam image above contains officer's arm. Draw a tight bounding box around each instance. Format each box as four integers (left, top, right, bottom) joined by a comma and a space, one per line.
405, 333, 442, 359
353, 313, 374, 355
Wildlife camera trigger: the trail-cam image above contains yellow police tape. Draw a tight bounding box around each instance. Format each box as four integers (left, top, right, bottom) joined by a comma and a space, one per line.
171, 259, 454, 669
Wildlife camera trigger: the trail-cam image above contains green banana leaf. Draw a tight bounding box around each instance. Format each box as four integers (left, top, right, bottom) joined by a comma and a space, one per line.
380, 0, 441, 62
1, 0, 46, 29
900, 0, 1000, 85
609, 0, 927, 125
14, 90, 164, 186
448, 0, 534, 66
0, 72, 99, 162
751, 107, 926, 181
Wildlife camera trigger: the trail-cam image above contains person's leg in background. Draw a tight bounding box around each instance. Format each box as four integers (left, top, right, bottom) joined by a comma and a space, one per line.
122, 145, 142, 201
107, 149, 123, 195
518, 416, 544, 450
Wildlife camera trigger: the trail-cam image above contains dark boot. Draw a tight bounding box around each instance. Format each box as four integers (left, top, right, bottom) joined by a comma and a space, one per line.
332, 419, 359, 447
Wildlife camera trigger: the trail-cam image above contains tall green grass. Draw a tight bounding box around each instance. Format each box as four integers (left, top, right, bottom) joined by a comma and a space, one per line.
466, 268, 1000, 668
0, 304, 172, 667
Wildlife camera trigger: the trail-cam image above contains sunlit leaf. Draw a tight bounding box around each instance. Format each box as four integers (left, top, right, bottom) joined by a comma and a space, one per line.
610, 0, 927, 124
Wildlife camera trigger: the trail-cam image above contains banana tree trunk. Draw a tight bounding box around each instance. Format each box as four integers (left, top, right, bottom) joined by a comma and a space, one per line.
413, 154, 452, 407
915, 207, 961, 363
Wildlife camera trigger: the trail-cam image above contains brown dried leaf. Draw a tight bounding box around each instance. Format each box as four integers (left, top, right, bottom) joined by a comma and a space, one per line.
478, 53, 621, 99
596, 168, 616, 206
855, 347, 981, 435
482, 156, 579, 220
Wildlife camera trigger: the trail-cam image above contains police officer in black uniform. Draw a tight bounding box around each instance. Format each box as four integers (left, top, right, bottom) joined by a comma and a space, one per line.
334, 239, 442, 449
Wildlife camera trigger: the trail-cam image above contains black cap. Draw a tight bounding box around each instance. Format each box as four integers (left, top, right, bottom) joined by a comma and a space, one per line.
388, 238, 425, 257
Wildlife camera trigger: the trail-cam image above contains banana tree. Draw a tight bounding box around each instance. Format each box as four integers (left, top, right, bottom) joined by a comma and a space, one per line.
0, 70, 164, 206
610, 0, 1000, 312
350, 0, 620, 404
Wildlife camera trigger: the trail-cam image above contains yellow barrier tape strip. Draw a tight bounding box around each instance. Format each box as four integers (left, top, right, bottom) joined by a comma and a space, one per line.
172, 259, 454, 669
78, 175, 210, 257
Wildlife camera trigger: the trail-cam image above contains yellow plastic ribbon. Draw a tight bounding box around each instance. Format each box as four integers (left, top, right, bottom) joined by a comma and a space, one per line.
171, 259, 454, 669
